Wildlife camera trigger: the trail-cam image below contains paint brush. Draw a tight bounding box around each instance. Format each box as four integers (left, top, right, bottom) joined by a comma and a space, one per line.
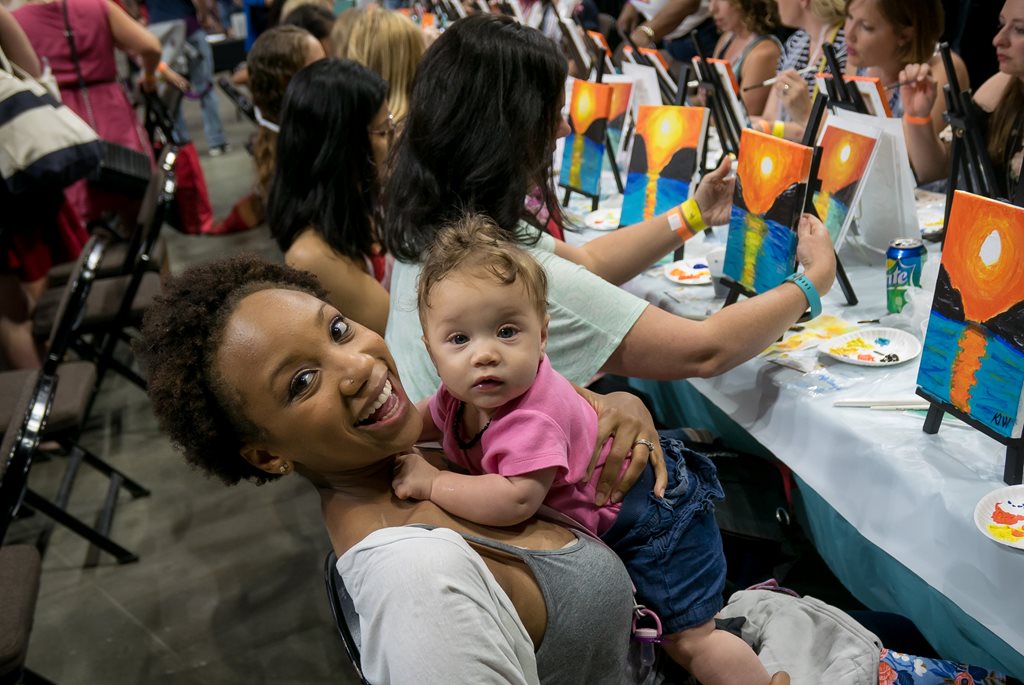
885, 79, 917, 91
742, 66, 815, 92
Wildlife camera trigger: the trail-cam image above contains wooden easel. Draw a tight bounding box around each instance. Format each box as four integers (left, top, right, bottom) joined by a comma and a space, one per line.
917, 387, 1024, 485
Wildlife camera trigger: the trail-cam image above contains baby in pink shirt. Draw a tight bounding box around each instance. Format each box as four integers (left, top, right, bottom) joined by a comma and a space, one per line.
392, 215, 770, 685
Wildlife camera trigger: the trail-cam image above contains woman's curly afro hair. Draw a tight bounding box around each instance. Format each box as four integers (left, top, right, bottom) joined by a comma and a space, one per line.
137, 254, 326, 486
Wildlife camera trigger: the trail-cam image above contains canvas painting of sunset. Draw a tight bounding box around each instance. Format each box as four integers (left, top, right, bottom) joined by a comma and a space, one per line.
917, 191, 1024, 439
723, 128, 814, 293
619, 105, 708, 226
605, 81, 634, 157
812, 119, 880, 246
559, 79, 613, 199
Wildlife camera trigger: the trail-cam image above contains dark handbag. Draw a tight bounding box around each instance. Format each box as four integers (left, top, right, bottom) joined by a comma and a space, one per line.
61, 0, 151, 197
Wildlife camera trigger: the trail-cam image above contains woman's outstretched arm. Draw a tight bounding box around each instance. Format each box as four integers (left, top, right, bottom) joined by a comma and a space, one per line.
553, 157, 735, 284
603, 213, 836, 379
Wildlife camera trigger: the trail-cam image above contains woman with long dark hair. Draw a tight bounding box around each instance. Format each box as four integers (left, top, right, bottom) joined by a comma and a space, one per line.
383, 14, 836, 406
267, 59, 393, 336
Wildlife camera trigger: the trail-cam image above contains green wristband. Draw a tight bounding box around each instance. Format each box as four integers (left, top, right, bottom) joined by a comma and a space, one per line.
784, 272, 821, 319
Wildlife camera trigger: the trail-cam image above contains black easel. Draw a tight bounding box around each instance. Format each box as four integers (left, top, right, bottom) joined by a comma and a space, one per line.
801, 92, 858, 306
821, 43, 869, 116
620, 31, 678, 104
690, 34, 741, 157
589, 51, 626, 195
917, 387, 1024, 485
557, 16, 592, 79
936, 42, 999, 246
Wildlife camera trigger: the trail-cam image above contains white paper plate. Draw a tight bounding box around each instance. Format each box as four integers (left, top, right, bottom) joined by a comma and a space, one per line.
974, 485, 1024, 550
823, 327, 921, 366
663, 259, 711, 286
584, 207, 621, 231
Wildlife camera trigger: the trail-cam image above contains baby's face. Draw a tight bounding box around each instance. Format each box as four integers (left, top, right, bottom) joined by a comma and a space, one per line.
422, 271, 548, 412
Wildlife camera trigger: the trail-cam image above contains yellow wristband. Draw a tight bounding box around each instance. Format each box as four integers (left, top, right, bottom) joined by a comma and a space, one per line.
680, 198, 706, 232
668, 198, 706, 241
771, 120, 785, 138
157, 61, 169, 74
904, 114, 931, 126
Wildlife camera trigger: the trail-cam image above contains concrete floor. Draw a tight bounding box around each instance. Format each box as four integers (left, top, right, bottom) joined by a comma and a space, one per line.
8, 90, 360, 685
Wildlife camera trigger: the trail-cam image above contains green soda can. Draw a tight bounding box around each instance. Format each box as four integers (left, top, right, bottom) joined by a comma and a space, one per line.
886, 238, 927, 313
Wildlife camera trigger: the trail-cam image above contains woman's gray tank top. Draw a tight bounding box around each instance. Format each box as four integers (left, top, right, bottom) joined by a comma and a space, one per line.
417, 525, 660, 685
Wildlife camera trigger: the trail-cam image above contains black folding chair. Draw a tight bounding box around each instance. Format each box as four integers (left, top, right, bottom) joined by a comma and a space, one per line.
324, 551, 371, 685
32, 147, 177, 403
1, 237, 148, 564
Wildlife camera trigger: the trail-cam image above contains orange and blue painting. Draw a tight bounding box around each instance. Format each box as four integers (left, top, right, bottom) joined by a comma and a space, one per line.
606, 81, 633, 156
619, 105, 708, 226
723, 128, 813, 293
559, 79, 612, 199
917, 191, 1024, 439
812, 122, 878, 245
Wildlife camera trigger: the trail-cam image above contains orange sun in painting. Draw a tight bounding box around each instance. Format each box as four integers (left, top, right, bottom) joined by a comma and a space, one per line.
818, 126, 875, 195
635, 106, 704, 174
736, 128, 813, 215
569, 79, 612, 140
943, 191, 1024, 323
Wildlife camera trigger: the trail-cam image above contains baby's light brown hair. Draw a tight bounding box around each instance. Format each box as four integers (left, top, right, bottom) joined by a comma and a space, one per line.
417, 214, 548, 326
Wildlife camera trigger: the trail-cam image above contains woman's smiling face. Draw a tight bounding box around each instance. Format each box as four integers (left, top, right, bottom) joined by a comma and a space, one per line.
215, 288, 421, 476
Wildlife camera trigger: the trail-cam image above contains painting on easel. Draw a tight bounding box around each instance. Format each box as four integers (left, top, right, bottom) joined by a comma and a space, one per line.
723, 128, 813, 293
917, 191, 1024, 439
559, 78, 612, 199
812, 117, 880, 246
605, 80, 634, 156
618, 105, 708, 226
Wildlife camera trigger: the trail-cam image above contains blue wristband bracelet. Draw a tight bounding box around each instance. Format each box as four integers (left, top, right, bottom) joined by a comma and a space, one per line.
784, 272, 821, 319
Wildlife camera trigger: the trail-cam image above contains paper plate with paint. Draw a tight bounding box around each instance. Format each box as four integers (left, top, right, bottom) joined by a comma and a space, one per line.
823, 327, 921, 366
664, 259, 711, 285
974, 485, 1024, 550
585, 207, 621, 231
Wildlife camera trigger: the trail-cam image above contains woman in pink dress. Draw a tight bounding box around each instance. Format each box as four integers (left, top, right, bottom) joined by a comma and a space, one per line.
14, 0, 174, 224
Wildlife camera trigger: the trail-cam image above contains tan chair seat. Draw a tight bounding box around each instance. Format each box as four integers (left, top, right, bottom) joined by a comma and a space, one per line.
0, 362, 97, 436
0, 545, 42, 677
33, 272, 162, 340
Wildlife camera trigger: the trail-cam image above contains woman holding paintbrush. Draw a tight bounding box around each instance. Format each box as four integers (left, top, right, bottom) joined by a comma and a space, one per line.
843, 0, 967, 143
900, 0, 1022, 191
751, 0, 847, 140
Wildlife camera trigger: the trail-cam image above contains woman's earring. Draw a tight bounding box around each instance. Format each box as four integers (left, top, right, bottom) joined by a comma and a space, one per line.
279, 463, 289, 474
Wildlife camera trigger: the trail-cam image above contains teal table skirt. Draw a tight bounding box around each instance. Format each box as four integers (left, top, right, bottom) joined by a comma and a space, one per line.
630, 377, 1023, 679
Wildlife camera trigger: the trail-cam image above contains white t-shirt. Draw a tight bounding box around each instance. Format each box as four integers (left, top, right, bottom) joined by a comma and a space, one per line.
337, 526, 540, 684
385, 226, 649, 403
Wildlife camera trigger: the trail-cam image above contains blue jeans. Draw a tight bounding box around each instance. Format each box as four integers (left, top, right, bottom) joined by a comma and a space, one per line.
601, 436, 726, 634
175, 29, 226, 149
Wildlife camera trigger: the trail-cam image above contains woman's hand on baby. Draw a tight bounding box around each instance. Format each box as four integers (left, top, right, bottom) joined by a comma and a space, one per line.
694, 156, 735, 227
795, 213, 836, 296
392, 452, 440, 501
579, 388, 668, 503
